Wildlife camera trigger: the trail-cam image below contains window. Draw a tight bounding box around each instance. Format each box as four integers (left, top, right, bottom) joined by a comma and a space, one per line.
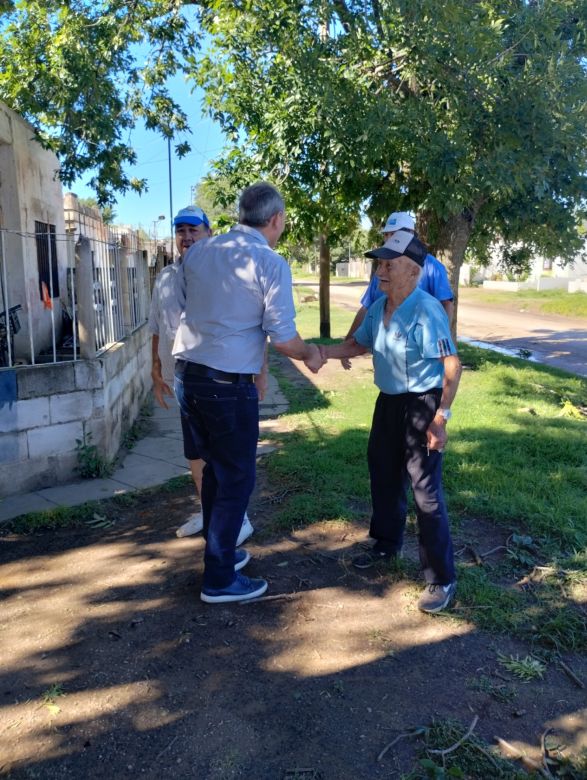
35, 221, 60, 299
543, 258, 553, 271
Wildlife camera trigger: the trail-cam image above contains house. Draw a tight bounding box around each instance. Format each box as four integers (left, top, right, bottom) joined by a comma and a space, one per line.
0, 102, 68, 364
0, 103, 154, 498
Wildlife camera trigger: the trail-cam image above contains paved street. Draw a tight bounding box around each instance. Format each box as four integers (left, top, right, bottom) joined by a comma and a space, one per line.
299, 282, 587, 377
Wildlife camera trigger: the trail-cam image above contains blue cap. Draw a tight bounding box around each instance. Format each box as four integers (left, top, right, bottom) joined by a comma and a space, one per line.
173, 205, 210, 228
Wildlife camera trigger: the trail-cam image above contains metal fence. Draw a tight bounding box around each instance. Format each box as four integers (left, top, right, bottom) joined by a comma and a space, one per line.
0, 225, 151, 369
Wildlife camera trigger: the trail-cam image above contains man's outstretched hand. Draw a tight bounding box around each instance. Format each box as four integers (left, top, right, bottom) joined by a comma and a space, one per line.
304, 343, 326, 374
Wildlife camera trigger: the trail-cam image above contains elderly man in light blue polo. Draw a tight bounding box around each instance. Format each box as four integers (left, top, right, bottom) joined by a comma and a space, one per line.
172, 182, 323, 603
320, 230, 462, 614
341, 212, 454, 370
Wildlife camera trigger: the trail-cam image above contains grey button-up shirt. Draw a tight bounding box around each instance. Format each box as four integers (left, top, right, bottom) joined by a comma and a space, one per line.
171, 225, 297, 374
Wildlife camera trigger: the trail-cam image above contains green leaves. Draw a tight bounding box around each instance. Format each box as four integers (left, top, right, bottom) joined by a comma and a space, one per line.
0, 0, 196, 204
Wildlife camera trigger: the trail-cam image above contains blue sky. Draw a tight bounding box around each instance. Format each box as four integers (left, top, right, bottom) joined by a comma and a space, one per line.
71, 73, 226, 239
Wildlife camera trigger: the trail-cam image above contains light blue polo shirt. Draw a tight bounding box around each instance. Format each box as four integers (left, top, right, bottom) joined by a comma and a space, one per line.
360, 253, 453, 308
354, 287, 457, 395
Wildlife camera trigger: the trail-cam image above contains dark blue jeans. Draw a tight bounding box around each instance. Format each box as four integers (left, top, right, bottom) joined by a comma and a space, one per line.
174, 362, 259, 588
367, 390, 455, 585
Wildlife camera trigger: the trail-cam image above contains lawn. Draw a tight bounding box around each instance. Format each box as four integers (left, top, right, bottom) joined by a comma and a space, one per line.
268, 299, 587, 651
461, 287, 587, 318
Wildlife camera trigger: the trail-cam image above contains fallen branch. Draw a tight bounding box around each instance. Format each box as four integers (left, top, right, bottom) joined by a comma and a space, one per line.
377, 727, 428, 762
470, 742, 498, 768
240, 592, 302, 605
155, 734, 178, 761
428, 716, 479, 757
557, 659, 584, 689
377, 733, 408, 762
479, 545, 507, 558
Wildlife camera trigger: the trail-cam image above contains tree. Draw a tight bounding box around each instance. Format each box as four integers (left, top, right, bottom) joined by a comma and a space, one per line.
3, 0, 586, 335
193, 0, 587, 329
77, 197, 116, 225
0, 0, 197, 205
192, 175, 239, 230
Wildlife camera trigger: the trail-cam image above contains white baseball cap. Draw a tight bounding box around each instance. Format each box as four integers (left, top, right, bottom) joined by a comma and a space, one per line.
381, 211, 415, 233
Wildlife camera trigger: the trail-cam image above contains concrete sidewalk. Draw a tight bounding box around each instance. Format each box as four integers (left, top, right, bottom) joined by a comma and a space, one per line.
0, 374, 289, 523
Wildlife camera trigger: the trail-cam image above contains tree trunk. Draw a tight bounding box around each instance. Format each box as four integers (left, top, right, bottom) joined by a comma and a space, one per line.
319, 232, 331, 339
419, 209, 477, 340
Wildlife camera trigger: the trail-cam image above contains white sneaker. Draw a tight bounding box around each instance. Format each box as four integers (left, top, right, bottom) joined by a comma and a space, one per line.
236, 513, 254, 546
177, 511, 254, 543
176, 512, 204, 538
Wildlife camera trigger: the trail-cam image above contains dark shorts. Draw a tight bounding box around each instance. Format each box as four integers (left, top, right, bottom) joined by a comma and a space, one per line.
180, 411, 202, 461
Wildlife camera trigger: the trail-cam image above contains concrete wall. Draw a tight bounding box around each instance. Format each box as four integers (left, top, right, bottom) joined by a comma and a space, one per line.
335, 260, 370, 279
0, 323, 151, 498
0, 102, 67, 360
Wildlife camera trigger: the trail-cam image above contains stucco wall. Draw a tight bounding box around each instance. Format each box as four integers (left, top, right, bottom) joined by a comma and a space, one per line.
0, 323, 151, 498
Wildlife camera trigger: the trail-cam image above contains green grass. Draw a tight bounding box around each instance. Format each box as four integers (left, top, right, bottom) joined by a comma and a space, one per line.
266, 301, 587, 649
403, 716, 587, 779
464, 288, 587, 318
5, 502, 103, 534
1, 474, 192, 534
294, 298, 358, 341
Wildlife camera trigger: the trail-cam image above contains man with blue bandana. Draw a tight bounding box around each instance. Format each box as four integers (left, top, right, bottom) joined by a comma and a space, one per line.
149, 205, 254, 543
320, 230, 462, 614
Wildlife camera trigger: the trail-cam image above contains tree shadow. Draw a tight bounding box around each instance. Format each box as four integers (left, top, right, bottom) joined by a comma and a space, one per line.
1, 358, 585, 778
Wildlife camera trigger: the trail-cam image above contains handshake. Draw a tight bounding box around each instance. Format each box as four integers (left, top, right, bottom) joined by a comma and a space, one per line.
303, 338, 365, 374
303, 343, 341, 374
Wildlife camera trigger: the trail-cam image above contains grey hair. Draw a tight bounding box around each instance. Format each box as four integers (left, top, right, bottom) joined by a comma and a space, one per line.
239, 182, 285, 227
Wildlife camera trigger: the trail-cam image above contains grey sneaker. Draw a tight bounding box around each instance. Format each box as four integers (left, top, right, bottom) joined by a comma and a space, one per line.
418, 582, 456, 614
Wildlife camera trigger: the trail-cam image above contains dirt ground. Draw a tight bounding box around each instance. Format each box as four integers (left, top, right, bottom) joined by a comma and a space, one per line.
1, 358, 586, 779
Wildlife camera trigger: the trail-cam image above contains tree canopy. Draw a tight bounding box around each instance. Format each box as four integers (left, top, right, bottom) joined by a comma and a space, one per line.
194, 0, 587, 308
0, 0, 197, 204
2, 0, 586, 331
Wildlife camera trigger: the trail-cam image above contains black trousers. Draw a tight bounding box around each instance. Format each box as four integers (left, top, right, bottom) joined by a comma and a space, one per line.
367, 390, 455, 585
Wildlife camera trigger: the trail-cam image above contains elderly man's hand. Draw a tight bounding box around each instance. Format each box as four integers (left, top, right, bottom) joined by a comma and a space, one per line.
152, 372, 174, 409
339, 338, 354, 370
304, 343, 325, 374
426, 419, 448, 453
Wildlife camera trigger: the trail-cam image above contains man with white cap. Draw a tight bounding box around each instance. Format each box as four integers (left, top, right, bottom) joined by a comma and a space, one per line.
149, 205, 254, 544
341, 212, 454, 366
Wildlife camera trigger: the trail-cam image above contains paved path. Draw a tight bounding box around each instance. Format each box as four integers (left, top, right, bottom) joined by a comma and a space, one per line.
298, 282, 587, 377
0, 373, 289, 523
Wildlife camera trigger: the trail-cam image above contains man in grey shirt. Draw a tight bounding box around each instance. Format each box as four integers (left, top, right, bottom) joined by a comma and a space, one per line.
173, 182, 323, 603
148, 205, 254, 543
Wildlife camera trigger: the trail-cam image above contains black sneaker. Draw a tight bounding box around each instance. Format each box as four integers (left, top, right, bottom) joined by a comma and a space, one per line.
352, 548, 397, 569
418, 582, 457, 614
